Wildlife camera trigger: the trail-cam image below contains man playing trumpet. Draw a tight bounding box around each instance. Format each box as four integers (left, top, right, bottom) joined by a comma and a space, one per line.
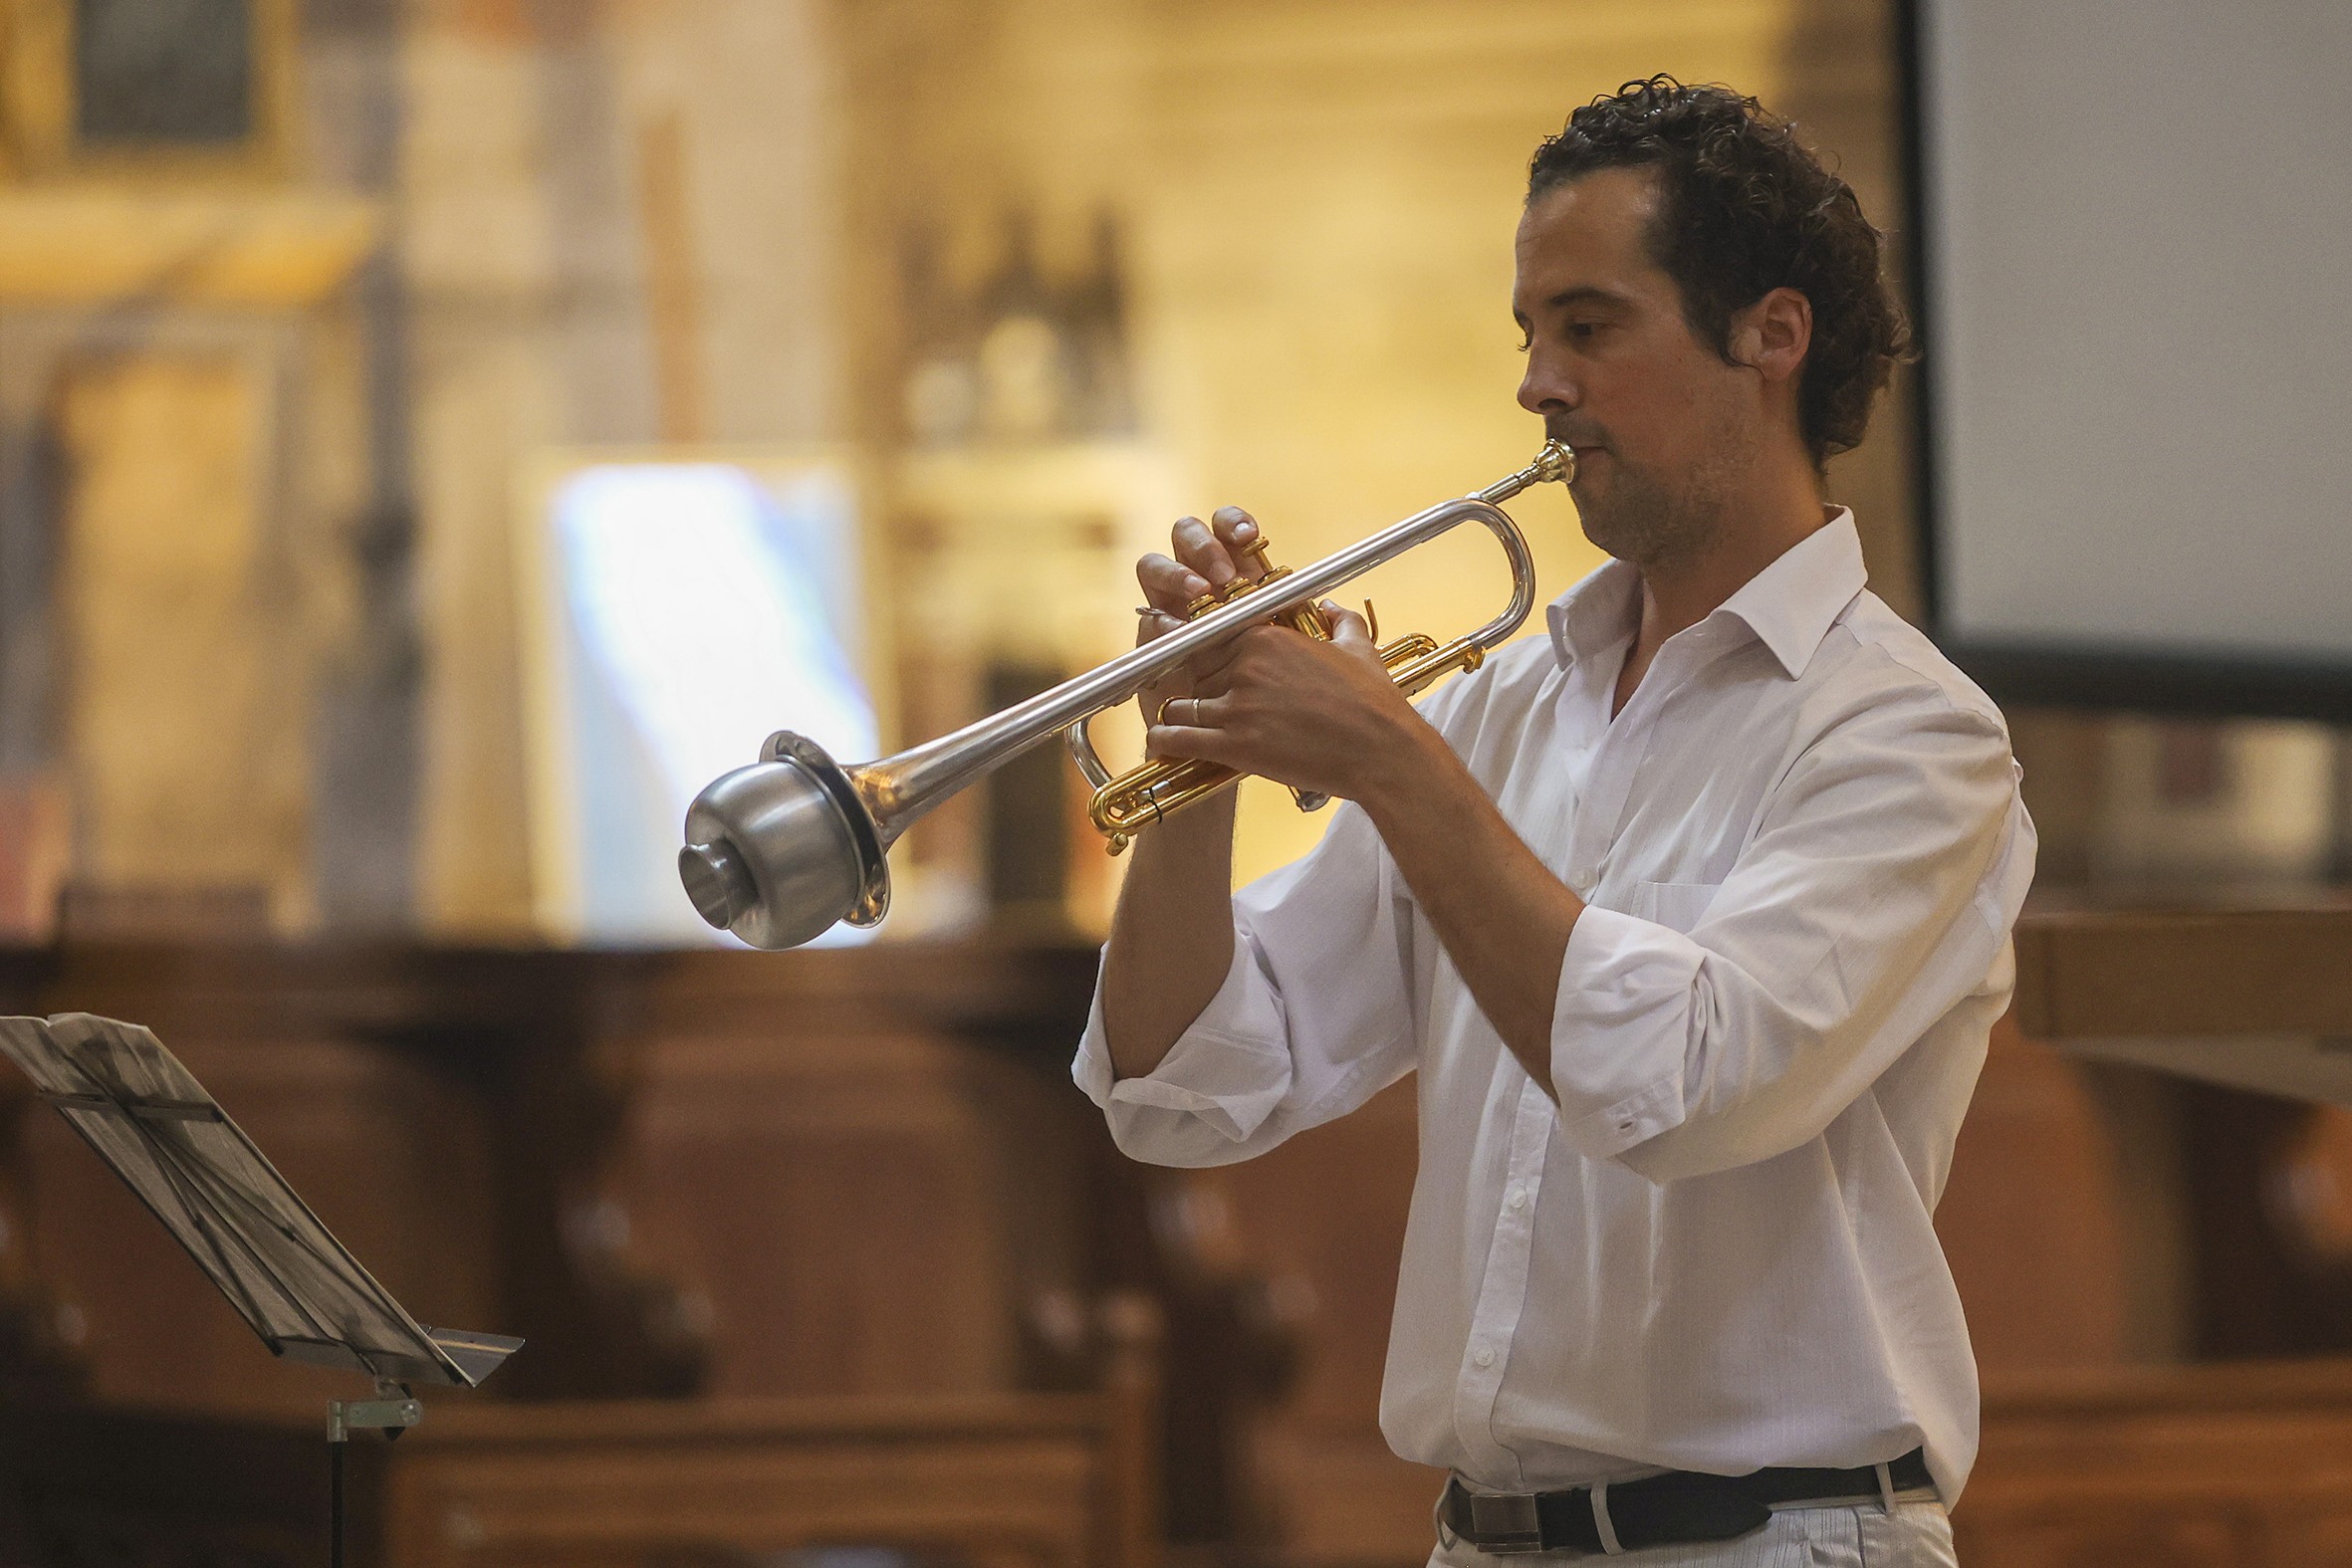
1077, 77, 2034, 1566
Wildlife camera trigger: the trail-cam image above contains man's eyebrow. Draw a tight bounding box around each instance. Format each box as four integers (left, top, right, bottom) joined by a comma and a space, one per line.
1515, 286, 1632, 327
1545, 286, 1630, 312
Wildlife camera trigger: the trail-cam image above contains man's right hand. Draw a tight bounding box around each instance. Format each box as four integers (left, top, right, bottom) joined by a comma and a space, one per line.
1132, 505, 1271, 728
1099, 507, 1269, 1083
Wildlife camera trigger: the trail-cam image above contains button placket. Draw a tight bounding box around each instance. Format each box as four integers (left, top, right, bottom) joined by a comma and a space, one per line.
1450, 1075, 1557, 1478
1600, 632, 1749, 846
1575, 644, 1711, 888
1539, 639, 1616, 894
1562, 737, 1626, 898
1506, 704, 1588, 892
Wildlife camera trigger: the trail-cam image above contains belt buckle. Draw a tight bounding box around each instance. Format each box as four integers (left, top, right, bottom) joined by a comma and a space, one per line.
1466, 1492, 1548, 1555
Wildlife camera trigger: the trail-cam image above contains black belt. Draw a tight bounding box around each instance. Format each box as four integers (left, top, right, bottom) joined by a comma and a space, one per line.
1437, 1449, 1934, 1556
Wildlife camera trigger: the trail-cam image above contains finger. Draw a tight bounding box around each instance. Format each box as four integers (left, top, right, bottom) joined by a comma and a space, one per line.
1137, 552, 1211, 614
1186, 663, 1235, 699
1144, 721, 1231, 765
1134, 607, 1185, 648
1321, 600, 1375, 653
1220, 622, 1294, 671
1209, 507, 1263, 576
1171, 517, 1239, 588
1179, 635, 1247, 692
1174, 693, 1236, 728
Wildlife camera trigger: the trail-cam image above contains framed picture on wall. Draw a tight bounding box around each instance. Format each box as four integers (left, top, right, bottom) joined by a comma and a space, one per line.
0, 0, 300, 178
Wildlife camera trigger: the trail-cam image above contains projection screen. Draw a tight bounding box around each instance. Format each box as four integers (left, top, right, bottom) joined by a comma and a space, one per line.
1903, 0, 2352, 717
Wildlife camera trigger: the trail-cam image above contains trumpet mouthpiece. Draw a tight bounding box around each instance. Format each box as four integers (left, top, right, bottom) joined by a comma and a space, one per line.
1478, 439, 1576, 506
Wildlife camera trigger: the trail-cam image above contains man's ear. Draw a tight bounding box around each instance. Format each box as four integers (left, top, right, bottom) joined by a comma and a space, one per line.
1726, 287, 1812, 385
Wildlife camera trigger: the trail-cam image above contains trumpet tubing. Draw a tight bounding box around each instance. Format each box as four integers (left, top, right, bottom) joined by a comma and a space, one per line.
677, 440, 1571, 950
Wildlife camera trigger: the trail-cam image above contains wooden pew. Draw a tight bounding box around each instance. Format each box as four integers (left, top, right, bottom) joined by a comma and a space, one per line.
375, 1306, 1159, 1568
0, 1303, 1159, 1568
1965, 1361, 2352, 1566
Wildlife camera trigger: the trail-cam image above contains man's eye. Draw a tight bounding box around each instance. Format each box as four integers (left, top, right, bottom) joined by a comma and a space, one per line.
1567, 321, 1602, 340
1515, 333, 1532, 353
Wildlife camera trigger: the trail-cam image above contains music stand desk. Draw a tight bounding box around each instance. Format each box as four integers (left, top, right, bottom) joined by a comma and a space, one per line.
0, 1010, 522, 1559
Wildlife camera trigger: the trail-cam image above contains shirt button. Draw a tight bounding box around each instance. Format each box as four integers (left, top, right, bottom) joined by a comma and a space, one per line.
1474, 1348, 1497, 1369
1508, 1187, 1529, 1211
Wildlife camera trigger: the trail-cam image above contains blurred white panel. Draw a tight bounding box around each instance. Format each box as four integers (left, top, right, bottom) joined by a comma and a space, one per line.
1919, 0, 2352, 661
522, 456, 876, 945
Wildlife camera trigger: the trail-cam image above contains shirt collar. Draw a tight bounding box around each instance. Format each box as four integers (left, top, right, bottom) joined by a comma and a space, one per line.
1545, 556, 1642, 671
1545, 508, 1867, 681
1712, 508, 1868, 679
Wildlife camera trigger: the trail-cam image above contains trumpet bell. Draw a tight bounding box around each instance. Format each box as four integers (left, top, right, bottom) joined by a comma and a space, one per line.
678, 731, 888, 948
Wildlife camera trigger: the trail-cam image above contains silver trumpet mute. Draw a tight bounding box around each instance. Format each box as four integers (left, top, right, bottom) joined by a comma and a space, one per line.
679, 440, 1570, 950
678, 732, 889, 951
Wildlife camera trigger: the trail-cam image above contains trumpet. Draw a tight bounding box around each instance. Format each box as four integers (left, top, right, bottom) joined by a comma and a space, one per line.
678, 440, 1571, 950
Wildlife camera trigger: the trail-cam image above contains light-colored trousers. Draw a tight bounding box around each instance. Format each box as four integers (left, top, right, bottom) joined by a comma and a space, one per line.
1430, 1501, 1959, 1567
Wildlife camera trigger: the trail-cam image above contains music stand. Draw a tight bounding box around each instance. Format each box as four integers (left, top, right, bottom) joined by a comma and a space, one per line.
0, 1010, 523, 1564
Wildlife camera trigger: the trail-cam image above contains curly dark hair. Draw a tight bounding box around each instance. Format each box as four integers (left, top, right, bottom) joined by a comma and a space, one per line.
1527, 77, 1912, 468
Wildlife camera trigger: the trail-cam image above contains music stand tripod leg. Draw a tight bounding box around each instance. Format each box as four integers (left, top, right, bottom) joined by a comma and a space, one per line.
327, 1381, 421, 1568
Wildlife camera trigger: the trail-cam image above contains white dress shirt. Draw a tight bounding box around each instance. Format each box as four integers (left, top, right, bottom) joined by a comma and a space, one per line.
1072, 511, 2035, 1503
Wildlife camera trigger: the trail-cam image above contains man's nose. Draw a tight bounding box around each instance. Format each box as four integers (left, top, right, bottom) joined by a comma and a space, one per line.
1517, 352, 1574, 418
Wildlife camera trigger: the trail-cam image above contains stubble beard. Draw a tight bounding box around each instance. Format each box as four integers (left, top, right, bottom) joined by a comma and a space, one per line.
1569, 409, 1754, 573
1575, 464, 1721, 572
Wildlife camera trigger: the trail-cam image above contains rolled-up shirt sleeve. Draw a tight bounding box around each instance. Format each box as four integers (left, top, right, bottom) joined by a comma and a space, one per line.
1073, 801, 1420, 1168
1548, 688, 2037, 1182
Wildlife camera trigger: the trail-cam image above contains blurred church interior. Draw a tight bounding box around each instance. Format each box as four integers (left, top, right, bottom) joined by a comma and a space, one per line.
0, 0, 2350, 1564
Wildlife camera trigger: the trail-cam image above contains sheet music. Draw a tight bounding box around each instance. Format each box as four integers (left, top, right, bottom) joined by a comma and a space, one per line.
0, 1011, 517, 1388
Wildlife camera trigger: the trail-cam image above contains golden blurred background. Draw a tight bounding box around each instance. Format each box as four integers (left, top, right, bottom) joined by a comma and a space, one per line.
0, 0, 1919, 950
0, 5, 2350, 1566
1, 0, 2343, 947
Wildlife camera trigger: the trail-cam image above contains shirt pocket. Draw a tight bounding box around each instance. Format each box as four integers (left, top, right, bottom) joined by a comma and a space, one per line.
1632, 879, 1720, 935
